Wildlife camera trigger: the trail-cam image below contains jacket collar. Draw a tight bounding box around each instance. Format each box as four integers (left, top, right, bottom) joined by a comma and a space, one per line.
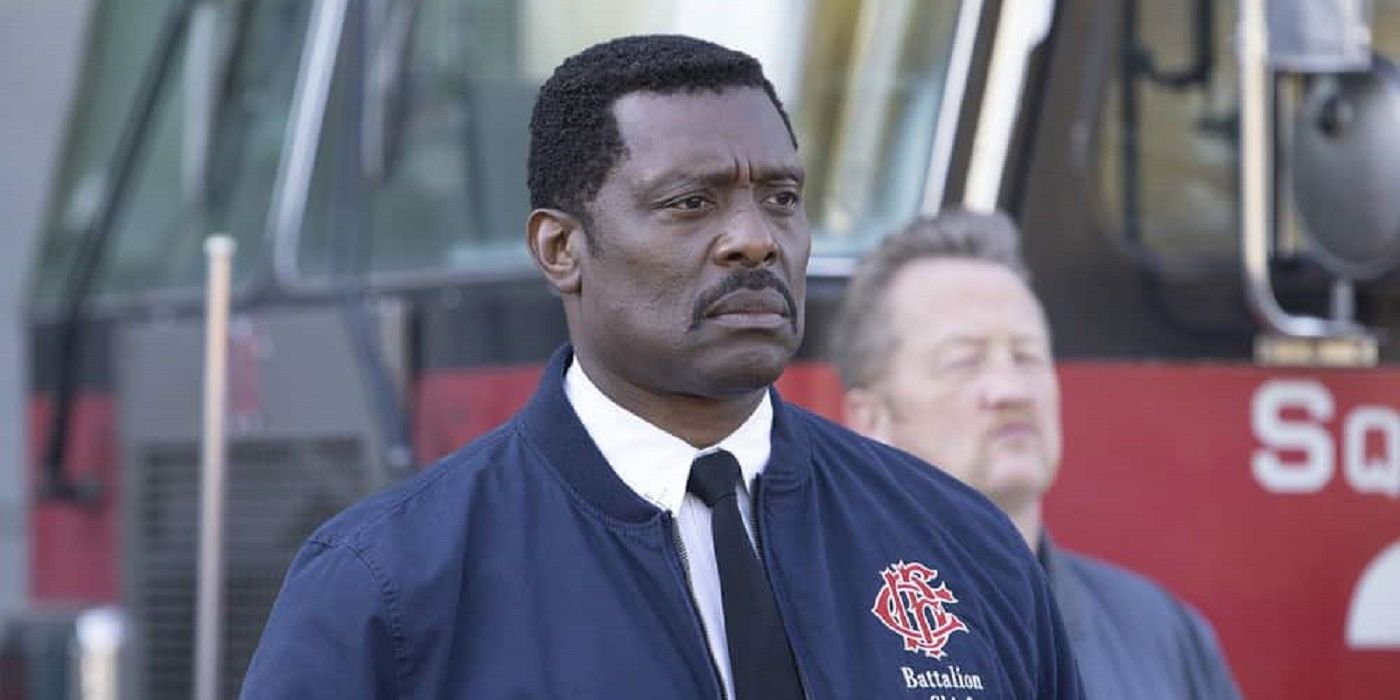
1038, 532, 1088, 639
519, 345, 812, 524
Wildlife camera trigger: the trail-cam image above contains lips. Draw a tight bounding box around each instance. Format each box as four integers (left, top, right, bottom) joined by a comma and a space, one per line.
704, 288, 790, 318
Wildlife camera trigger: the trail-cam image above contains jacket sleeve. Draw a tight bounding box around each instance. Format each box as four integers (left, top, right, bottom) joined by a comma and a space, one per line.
240, 538, 401, 699
1033, 570, 1087, 699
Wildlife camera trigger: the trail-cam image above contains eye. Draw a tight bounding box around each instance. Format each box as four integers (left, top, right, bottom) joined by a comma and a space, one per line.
1015, 346, 1049, 366
765, 189, 801, 210
938, 350, 982, 373
665, 194, 713, 212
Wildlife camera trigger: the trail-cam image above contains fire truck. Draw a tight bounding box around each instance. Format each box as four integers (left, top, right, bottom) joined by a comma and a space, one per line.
5, 0, 1399, 697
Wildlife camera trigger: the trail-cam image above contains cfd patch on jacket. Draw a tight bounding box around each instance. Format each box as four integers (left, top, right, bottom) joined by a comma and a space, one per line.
873, 560, 990, 695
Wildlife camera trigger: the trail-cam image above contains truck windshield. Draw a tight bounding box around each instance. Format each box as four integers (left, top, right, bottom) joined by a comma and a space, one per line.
29, 0, 313, 305
292, 0, 966, 283
30, 0, 967, 300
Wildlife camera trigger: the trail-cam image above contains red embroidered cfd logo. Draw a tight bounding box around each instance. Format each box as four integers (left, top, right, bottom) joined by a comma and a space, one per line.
872, 561, 968, 659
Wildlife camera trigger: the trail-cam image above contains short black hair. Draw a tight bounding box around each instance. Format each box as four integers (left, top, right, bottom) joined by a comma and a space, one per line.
527, 34, 796, 227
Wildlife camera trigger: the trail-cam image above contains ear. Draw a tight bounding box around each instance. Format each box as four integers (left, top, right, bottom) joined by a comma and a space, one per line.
843, 388, 894, 445
526, 208, 586, 295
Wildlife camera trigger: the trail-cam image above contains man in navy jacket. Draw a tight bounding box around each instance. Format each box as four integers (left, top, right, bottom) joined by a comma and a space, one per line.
242, 35, 1084, 699
833, 209, 1241, 699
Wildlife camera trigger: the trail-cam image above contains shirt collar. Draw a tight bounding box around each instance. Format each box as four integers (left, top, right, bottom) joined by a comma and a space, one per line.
564, 358, 772, 515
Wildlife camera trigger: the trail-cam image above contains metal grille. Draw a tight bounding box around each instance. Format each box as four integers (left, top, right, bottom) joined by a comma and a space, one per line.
134, 437, 369, 700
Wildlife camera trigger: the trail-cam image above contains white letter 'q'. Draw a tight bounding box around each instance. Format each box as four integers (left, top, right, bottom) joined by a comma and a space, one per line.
1344, 407, 1400, 498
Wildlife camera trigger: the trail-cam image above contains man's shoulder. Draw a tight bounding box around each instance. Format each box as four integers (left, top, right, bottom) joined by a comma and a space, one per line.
1060, 550, 1177, 602
784, 403, 1030, 554
308, 420, 526, 550
1057, 547, 1215, 633
787, 403, 959, 481
790, 405, 1014, 518
1055, 547, 1241, 696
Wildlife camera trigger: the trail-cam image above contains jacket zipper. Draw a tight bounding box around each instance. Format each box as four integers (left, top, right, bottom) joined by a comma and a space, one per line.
752, 475, 815, 698
665, 513, 729, 700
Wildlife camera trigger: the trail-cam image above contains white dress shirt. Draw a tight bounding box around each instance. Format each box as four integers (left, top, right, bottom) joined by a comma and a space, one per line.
564, 360, 771, 699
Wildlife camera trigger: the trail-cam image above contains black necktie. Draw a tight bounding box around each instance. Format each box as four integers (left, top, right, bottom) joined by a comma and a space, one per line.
687, 450, 804, 700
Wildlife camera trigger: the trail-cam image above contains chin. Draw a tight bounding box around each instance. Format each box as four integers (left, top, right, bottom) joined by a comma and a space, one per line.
693, 340, 793, 397
987, 461, 1053, 498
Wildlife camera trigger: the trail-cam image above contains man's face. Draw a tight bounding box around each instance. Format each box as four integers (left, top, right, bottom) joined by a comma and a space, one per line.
863, 258, 1062, 512
573, 87, 809, 399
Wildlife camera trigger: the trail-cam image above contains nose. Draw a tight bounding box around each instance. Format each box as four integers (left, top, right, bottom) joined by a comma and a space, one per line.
713, 204, 779, 267
978, 357, 1034, 410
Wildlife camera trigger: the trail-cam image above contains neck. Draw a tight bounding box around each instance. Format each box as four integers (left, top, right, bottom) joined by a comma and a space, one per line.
574, 351, 766, 448
1001, 499, 1043, 551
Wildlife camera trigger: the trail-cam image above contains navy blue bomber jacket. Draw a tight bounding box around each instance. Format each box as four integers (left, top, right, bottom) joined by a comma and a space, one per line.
242, 346, 1084, 699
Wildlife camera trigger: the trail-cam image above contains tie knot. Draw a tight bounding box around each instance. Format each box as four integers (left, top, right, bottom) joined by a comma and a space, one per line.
687, 450, 743, 507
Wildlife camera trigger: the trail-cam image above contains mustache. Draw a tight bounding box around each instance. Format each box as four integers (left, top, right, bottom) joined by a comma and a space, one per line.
690, 268, 799, 330
983, 414, 1040, 440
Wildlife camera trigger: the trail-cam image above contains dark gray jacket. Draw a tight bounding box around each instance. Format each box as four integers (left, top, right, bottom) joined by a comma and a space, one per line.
1042, 536, 1243, 699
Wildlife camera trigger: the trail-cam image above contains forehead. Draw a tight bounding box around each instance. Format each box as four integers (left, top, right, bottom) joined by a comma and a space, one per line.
885, 258, 1049, 342
609, 87, 800, 181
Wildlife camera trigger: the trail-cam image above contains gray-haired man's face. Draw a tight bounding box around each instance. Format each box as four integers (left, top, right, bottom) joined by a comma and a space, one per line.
854, 257, 1062, 515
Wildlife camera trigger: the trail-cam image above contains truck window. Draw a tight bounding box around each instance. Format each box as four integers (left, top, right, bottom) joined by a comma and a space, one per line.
29, 0, 313, 304
1094, 0, 1400, 272
289, 0, 968, 284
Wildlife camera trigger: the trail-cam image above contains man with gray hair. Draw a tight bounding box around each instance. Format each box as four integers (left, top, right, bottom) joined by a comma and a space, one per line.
832, 208, 1242, 699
